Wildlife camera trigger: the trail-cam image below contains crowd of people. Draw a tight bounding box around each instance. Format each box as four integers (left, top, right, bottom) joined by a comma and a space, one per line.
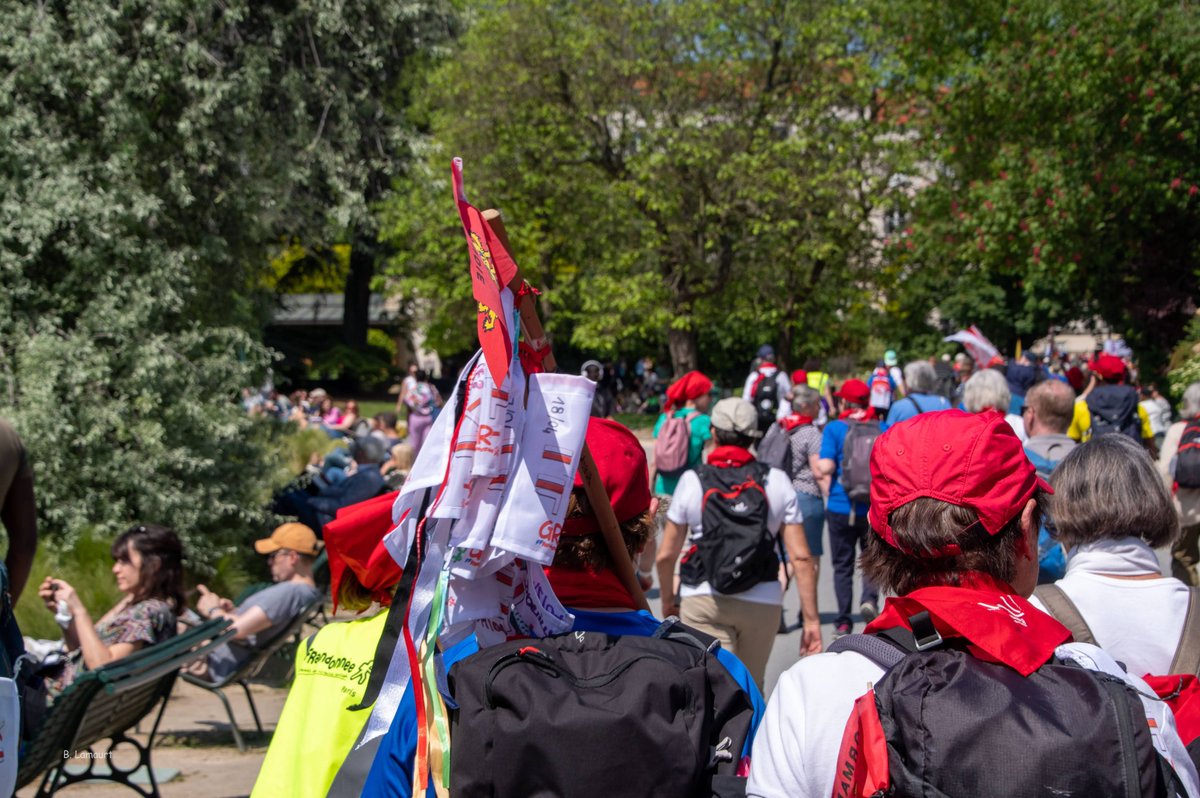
6, 332, 1200, 797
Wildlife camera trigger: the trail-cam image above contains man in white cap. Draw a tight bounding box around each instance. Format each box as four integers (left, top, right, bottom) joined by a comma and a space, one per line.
657, 397, 821, 688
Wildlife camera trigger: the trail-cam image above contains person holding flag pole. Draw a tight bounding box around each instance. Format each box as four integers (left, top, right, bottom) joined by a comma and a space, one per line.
344, 160, 757, 798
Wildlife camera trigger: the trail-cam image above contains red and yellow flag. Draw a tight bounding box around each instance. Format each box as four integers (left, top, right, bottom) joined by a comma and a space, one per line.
452, 158, 517, 385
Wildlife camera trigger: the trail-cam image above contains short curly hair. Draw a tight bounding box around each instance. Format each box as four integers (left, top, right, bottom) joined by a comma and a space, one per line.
552, 489, 654, 571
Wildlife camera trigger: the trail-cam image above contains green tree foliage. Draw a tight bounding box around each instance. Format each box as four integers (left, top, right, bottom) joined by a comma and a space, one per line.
380, 0, 891, 377
874, 0, 1200, 367
0, 0, 447, 563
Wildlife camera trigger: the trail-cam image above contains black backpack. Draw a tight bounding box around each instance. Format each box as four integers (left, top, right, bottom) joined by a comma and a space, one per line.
680, 462, 778, 594
448, 620, 754, 798
840, 419, 882, 506
1177, 417, 1200, 489
751, 372, 780, 433
829, 616, 1187, 798
1087, 383, 1143, 441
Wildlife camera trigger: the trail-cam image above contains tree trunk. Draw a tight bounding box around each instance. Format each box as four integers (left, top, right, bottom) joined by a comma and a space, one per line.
666, 326, 699, 378
779, 325, 794, 371
342, 246, 373, 350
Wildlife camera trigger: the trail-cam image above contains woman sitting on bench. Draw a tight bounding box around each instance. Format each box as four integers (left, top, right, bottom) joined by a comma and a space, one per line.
37, 524, 183, 695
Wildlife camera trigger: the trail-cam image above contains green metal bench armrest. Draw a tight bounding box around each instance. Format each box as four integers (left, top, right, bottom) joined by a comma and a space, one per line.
97, 628, 237, 693
96, 620, 233, 683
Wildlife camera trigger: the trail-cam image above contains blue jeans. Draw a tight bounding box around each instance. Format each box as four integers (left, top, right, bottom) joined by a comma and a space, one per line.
796, 492, 825, 557
827, 510, 878, 628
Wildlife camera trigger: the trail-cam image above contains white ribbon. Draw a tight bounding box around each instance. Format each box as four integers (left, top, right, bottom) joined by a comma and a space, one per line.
491, 373, 595, 565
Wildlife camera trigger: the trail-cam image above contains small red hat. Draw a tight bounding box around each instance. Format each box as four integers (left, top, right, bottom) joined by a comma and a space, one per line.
562, 418, 651, 537
1092, 353, 1127, 382
867, 409, 1051, 556
664, 371, 712, 411
323, 491, 403, 611
791, 369, 808, 387
833, 378, 870, 406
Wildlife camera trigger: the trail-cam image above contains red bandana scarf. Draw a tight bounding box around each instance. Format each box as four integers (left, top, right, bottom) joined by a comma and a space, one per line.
865, 572, 1070, 675
706, 446, 755, 468
780, 414, 814, 431
838, 406, 877, 422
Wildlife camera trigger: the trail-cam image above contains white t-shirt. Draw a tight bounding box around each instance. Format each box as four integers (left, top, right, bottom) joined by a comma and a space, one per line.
742, 369, 793, 421
667, 465, 801, 605
748, 643, 1200, 798
1030, 550, 1190, 677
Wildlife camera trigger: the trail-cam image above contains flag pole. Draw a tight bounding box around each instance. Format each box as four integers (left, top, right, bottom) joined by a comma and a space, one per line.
483, 209, 651, 613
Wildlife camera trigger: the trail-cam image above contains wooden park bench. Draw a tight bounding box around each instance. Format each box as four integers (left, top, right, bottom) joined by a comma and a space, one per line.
181, 593, 325, 752
17, 617, 234, 798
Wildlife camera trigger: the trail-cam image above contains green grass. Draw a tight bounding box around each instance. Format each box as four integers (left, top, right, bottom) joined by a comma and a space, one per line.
356, 399, 398, 419
16, 532, 125, 639
276, 426, 342, 474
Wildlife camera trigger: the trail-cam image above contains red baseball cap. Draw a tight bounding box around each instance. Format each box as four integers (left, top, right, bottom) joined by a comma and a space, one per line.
833, 378, 870, 405
868, 409, 1051, 556
1092, 353, 1127, 382
791, 369, 808, 387
562, 418, 651, 536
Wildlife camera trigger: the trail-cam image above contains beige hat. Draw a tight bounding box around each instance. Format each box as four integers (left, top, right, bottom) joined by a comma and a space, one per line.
710, 397, 762, 438
254, 522, 320, 556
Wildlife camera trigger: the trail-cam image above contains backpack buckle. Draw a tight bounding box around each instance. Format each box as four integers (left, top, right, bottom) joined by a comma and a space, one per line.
910, 611, 944, 651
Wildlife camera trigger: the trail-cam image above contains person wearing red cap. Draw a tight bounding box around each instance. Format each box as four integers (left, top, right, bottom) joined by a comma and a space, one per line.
653, 370, 714, 497
748, 410, 1200, 798
649, 370, 715, 589
1081, 353, 1157, 455
361, 418, 766, 798
816, 378, 880, 637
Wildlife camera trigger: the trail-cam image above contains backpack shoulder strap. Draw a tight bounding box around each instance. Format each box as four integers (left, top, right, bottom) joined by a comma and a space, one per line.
826, 634, 907, 670
653, 617, 722, 653
825, 611, 943, 670
1033, 584, 1097, 645
1170, 587, 1200, 675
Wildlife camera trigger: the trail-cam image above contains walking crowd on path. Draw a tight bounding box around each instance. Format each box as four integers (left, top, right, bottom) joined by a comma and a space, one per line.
8, 325, 1200, 798
242, 335, 1200, 798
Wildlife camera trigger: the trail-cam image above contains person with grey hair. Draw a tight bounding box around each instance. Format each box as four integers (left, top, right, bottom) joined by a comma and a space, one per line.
1161, 382, 1200, 585
884, 360, 951, 425
962, 367, 1027, 441
1030, 435, 1186, 676
787, 387, 829, 572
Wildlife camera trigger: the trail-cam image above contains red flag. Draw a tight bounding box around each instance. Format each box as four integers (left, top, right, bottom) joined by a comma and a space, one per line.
830, 690, 889, 798
943, 325, 1001, 368
452, 158, 517, 385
